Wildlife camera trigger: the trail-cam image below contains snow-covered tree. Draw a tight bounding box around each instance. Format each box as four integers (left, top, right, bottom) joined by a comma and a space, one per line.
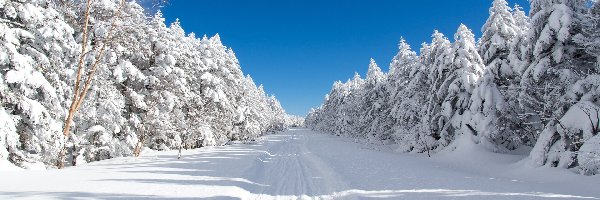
306, 0, 600, 176
519, 0, 589, 135
389, 39, 430, 152
1, 0, 292, 169
467, 0, 524, 152
435, 24, 484, 146
0, 0, 77, 167
508, 4, 532, 75
575, 1, 600, 63
558, 75, 600, 175
423, 30, 452, 147
523, 0, 596, 169
306, 71, 368, 139
478, 0, 518, 65
359, 59, 387, 142
65, 0, 148, 165
344, 73, 365, 137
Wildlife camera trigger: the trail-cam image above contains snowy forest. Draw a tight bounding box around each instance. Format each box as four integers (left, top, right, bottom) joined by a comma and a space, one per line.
306, 0, 600, 176
0, 0, 302, 169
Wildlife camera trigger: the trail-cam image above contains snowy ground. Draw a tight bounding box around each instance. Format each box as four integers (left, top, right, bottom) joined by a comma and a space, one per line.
1, 128, 598, 200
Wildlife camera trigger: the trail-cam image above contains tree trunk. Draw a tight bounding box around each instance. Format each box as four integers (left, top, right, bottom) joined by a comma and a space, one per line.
57, 0, 126, 168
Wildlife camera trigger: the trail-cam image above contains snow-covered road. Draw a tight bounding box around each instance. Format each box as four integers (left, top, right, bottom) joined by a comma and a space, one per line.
1, 128, 598, 199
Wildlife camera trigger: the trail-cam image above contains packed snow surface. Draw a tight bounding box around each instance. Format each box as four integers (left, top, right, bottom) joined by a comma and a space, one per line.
0, 128, 598, 200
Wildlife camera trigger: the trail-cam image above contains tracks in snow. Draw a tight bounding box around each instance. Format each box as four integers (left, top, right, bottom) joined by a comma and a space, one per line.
1, 128, 598, 199
247, 129, 352, 199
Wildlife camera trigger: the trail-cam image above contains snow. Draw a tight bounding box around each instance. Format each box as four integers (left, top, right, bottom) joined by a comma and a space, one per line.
19, 97, 49, 125
113, 61, 125, 83
1, 129, 597, 199
199, 125, 217, 147
87, 125, 107, 133
0, 108, 17, 160
528, 101, 600, 174
20, 161, 46, 170
0, 160, 21, 171
19, 3, 44, 24
559, 101, 599, 140
580, 134, 600, 175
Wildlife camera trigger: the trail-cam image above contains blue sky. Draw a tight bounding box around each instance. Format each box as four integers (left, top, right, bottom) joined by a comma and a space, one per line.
159, 0, 530, 117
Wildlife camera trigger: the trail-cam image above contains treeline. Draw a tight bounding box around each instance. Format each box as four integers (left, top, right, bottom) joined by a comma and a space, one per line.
0, 0, 299, 169
306, 0, 600, 175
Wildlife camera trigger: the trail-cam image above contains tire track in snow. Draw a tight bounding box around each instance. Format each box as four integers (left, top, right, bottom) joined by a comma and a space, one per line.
1, 129, 598, 199
247, 129, 355, 200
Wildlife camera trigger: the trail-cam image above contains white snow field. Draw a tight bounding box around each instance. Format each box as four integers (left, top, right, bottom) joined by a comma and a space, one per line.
0, 128, 598, 200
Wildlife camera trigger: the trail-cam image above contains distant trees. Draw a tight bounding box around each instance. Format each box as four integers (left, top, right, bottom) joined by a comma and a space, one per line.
307, 0, 600, 175
1, 0, 295, 169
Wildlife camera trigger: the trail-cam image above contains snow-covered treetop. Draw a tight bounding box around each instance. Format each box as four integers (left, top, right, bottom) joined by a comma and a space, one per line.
151, 10, 166, 28
332, 80, 344, 91
419, 42, 430, 58
482, 0, 515, 34
348, 72, 364, 90
454, 24, 478, 51
427, 30, 452, 67
366, 58, 384, 83
512, 4, 530, 35
352, 72, 362, 81
451, 24, 485, 79
210, 33, 223, 48
390, 37, 419, 77
479, 0, 518, 65
170, 19, 185, 38
398, 37, 411, 52
432, 30, 451, 49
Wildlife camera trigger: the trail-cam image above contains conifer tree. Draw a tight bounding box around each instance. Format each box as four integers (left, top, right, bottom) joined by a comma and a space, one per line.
1, 0, 293, 168
1, 0, 77, 168
523, 0, 593, 168
423, 31, 452, 145
467, 0, 524, 151
359, 59, 386, 142
390, 39, 429, 152
436, 24, 484, 146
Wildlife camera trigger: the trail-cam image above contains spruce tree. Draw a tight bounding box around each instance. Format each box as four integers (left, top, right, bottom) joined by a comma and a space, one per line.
524, 0, 595, 169
467, 0, 523, 151
424, 30, 452, 147
389, 39, 429, 152
437, 24, 484, 146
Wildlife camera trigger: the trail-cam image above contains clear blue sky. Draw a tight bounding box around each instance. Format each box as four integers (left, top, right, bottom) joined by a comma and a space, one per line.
159, 0, 529, 117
